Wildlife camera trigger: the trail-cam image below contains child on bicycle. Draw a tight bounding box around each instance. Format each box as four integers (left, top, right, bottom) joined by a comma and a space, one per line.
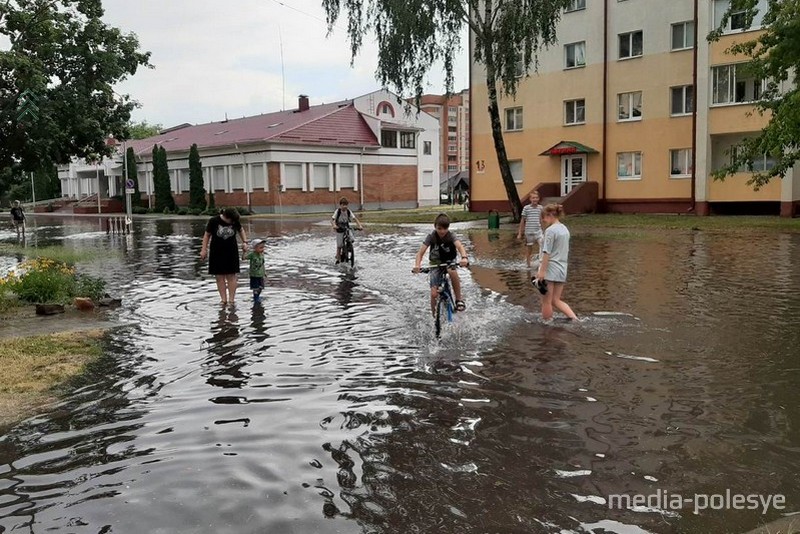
331, 197, 363, 264
412, 213, 470, 316
246, 238, 267, 303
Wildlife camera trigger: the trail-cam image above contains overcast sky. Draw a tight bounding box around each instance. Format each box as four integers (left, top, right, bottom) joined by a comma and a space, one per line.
102, 0, 470, 129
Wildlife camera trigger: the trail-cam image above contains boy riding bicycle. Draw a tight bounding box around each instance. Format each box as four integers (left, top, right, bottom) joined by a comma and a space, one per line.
331, 197, 363, 264
412, 213, 469, 316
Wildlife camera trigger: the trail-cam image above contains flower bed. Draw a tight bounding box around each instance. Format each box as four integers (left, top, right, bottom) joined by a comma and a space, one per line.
0, 257, 106, 305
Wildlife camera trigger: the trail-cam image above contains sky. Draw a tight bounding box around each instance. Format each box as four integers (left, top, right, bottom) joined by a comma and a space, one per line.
102, 0, 470, 129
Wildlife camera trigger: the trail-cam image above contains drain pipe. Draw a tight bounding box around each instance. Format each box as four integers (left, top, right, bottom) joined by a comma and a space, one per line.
601, 0, 609, 206
690, 0, 699, 211
359, 146, 365, 209
235, 143, 250, 211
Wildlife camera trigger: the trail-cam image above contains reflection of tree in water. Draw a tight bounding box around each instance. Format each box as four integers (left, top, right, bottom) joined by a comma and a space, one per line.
335, 272, 357, 308
154, 220, 176, 277
202, 307, 250, 389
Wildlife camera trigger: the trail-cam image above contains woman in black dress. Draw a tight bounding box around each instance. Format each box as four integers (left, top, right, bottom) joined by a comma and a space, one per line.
200, 207, 248, 305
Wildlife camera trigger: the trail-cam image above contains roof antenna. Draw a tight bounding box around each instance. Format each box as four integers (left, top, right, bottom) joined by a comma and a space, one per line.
279, 24, 286, 111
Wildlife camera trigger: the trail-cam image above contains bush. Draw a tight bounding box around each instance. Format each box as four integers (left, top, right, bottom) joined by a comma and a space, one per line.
132, 206, 148, 214
236, 206, 252, 216
201, 208, 219, 216
162, 206, 172, 215
177, 207, 188, 215
188, 208, 203, 216
0, 258, 106, 305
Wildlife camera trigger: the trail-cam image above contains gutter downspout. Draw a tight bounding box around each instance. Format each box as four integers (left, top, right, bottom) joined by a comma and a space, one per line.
235, 143, 251, 212
359, 147, 365, 209
601, 0, 609, 208
690, 0, 699, 211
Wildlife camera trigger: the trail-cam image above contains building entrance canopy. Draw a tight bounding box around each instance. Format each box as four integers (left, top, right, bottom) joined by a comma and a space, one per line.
540, 140, 598, 156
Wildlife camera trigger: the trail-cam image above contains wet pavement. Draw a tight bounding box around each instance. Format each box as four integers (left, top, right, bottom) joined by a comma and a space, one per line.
0, 215, 798, 533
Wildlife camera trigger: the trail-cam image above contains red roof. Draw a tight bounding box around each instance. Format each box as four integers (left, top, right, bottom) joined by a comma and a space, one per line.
125, 102, 379, 156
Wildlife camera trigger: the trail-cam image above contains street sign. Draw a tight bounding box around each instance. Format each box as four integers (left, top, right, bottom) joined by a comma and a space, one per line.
125, 188, 135, 194
125, 179, 135, 189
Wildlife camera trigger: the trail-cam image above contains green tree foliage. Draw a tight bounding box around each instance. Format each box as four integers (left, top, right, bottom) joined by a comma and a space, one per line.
188, 144, 206, 210
129, 120, 163, 140
125, 146, 140, 203
152, 145, 174, 212
322, 0, 572, 220
710, 0, 800, 189
0, 0, 151, 178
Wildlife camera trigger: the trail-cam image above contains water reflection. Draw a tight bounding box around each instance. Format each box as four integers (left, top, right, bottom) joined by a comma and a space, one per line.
0, 217, 798, 533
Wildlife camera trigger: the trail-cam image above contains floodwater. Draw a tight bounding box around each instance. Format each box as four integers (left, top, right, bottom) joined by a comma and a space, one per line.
0, 215, 798, 534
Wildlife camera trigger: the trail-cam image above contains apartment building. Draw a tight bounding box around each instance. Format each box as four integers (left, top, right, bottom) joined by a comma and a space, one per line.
419, 89, 470, 179
470, 0, 800, 217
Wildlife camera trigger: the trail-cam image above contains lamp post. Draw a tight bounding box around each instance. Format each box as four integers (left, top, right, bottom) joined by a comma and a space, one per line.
96, 160, 101, 214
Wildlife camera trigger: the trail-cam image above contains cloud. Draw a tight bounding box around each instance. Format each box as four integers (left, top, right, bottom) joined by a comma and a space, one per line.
103, 0, 468, 127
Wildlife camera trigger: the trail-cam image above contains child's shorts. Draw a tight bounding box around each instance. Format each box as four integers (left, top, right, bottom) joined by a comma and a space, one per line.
250, 276, 264, 290
428, 265, 455, 288
525, 232, 543, 246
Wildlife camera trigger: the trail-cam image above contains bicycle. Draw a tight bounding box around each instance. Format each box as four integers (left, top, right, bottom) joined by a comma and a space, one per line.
337, 224, 361, 268
416, 262, 462, 338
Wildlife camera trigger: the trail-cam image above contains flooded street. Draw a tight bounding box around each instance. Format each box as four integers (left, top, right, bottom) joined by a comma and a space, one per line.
1, 216, 798, 533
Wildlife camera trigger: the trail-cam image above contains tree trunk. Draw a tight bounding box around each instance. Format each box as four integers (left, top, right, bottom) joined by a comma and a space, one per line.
483, 47, 522, 222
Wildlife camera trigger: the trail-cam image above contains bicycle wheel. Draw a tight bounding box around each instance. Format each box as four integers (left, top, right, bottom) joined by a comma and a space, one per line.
434, 296, 448, 338
347, 241, 355, 267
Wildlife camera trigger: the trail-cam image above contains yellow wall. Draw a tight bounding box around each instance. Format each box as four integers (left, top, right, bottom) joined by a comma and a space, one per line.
710, 31, 765, 66
708, 172, 781, 201
708, 104, 770, 135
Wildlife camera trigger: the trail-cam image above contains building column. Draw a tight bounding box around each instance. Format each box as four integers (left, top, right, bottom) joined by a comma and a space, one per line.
694, 0, 712, 216
780, 163, 800, 217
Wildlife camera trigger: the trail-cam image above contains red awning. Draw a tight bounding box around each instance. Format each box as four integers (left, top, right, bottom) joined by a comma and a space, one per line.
540, 140, 599, 156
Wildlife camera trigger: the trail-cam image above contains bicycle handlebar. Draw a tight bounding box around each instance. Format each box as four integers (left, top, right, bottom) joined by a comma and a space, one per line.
415, 262, 468, 274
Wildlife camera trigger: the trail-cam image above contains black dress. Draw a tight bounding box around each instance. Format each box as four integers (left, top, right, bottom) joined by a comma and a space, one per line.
206, 216, 241, 275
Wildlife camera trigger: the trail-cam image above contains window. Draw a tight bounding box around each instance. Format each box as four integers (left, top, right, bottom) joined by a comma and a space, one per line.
671, 85, 694, 115
213, 167, 226, 191
732, 147, 777, 172
505, 107, 523, 131
311, 164, 330, 190
617, 91, 643, 121
423, 170, 433, 187
713, 0, 768, 33
338, 164, 356, 189
509, 160, 523, 183
230, 165, 244, 190
712, 64, 765, 105
381, 130, 397, 148
730, 9, 747, 30
423, 141, 432, 155
448, 125, 457, 133
448, 164, 458, 172
565, 0, 586, 12
565, 41, 586, 68
671, 21, 694, 50
617, 152, 642, 180
282, 163, 303, 189
178, 169, 190, 192
400, 131, 416, 149
448, 144, 457, 153
564, 99, 586, 125
619, 31, 643, 59
670, 149, 693, 177
448, 106, 457, 114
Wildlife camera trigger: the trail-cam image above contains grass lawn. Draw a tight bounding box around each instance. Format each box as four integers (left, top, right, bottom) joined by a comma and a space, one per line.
564, 213, 800, 232
0, 330, 104, 429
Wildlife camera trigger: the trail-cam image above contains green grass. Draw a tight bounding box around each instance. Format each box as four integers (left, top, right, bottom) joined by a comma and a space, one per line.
564, 213, 800, 232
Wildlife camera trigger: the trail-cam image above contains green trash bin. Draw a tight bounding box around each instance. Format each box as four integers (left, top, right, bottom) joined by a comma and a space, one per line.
488, 210, 500, 229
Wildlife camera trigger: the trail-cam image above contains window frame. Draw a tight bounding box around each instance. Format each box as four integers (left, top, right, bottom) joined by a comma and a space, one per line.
617, 91, 643, 122
711, 63, 766, 106
618, 30, 643, 60
423, 140, 432, 155
671, 21, 695, 51
381, 130, 398, 148
509, 159, 524, 184
670, 85, 694, 116
564, 41, 586, 69
505, 107, 524, 131
617, 152, 643, 180
400, 131, 416, 149
670, 148, 693, 178
565, 0, 586, 13
564, 98, 586, 125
